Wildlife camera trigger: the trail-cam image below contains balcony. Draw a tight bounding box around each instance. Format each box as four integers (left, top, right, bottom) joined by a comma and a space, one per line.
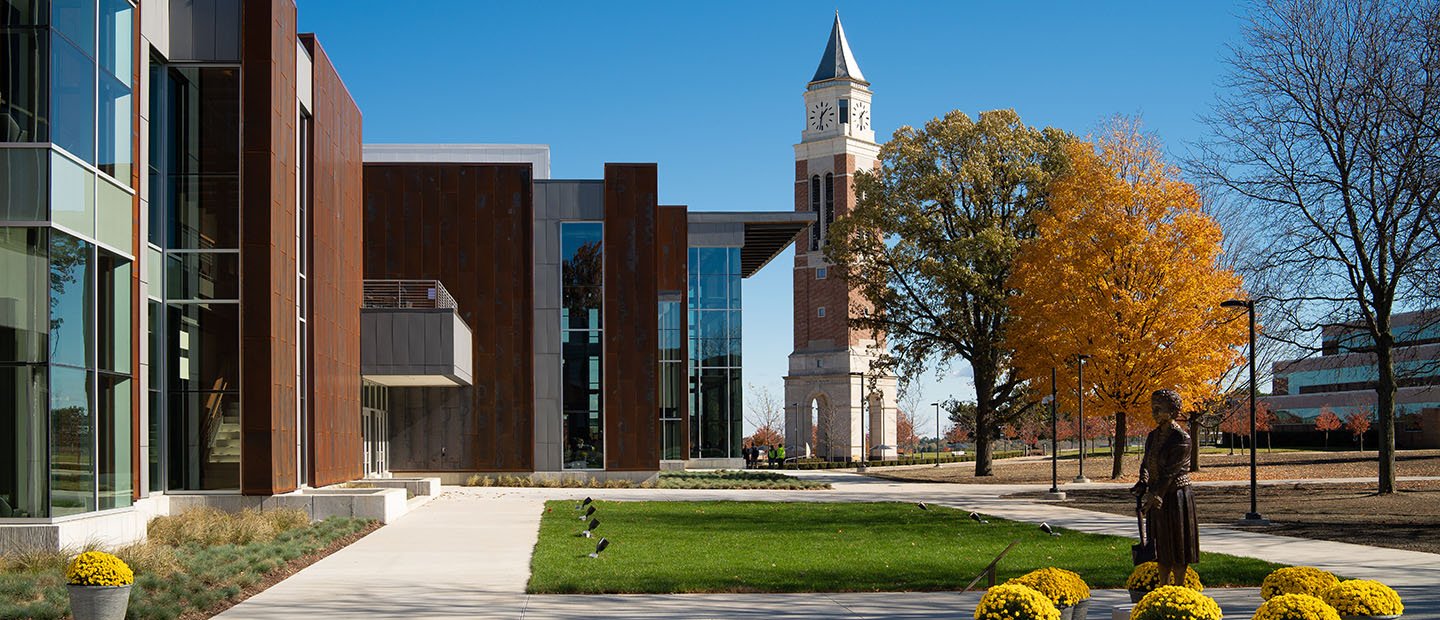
361, 280, 474, 387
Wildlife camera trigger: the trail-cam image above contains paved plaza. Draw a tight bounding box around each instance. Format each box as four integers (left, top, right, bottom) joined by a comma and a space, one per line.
216, 470, 1440, 619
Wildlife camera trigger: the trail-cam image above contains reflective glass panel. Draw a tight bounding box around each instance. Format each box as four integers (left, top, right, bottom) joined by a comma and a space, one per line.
0, 364, 47, 517
98, 71, 132, 182
51, 151, 95, 237
2, 0, 49, 26
167, 302, 238, 392
50, 366, 93, 516
0, 29, 47, 142
165, 174, 239, 250
0, 227, 48, 363
49, 231, 92, 368
96, 176, 132, 251
50, 0, 94, 56
97, 251, 129, 372
166, 252, 239, 300
561, 329, 603, 470
51, 32, 95, 162
97, 372, 130, 509
0, 149, 48, 220
98, 0, 131, 86
168, 67, 240, 176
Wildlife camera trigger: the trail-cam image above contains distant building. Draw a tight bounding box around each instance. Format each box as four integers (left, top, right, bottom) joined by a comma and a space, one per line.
1262, 309, 1440, 448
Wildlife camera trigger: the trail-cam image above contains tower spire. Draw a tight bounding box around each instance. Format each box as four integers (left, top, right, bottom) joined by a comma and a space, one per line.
810, 13, 867, 85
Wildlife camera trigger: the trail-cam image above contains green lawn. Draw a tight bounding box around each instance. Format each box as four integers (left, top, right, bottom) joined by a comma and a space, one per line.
528, 501, 1283, 593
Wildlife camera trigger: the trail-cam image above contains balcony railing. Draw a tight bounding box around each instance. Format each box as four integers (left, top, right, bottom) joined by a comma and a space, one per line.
363, 279, 458, 311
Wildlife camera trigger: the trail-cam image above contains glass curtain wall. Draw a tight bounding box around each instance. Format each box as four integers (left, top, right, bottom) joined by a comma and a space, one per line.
561, 223, 603, 469
1, 1, 135, 518
688, 247, 742, 459
658, 297, 683, 460
150, 63, 242, 491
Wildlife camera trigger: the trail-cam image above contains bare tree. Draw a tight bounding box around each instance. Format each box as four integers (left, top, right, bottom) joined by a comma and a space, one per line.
745, 383, 786, 447
1194, 0, 1440, 494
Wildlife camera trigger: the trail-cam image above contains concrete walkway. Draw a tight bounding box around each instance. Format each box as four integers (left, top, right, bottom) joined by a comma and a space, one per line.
216, 471, 1440, 619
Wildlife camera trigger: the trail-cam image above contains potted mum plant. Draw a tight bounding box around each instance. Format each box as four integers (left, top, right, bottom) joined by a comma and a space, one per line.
1126, 561, 1203, 603
1253, 593, 1342, 620
974, 583, 1061, 620
1130, 585, 1222, 620
1007, 567, 1092, 620
66, 551, 134, 620
1261, 566, 1340, 600
1322, 579, 1405, 619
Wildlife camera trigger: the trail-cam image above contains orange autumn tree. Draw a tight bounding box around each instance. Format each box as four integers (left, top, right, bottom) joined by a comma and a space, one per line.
1006, 121, 1248, 479
1315, 406, 1342, 450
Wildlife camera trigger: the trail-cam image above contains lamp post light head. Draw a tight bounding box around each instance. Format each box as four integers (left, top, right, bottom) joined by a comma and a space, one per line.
1221, 299, 1252, 309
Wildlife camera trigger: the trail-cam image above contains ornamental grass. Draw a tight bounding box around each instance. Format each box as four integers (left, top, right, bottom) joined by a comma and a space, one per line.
1261, 566, 1340, 600
1130, 585, 1223, 620
974, 583, 1060, 620
1126, 562, 1204, 593
1007, 567, 1091, 607
1252, 593, 1342, 620
64, 552, 133, 587
1322, 579, 1404, 617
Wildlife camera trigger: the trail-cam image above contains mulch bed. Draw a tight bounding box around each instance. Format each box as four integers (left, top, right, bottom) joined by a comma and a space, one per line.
182, 520, 382, 620
1006, 480, 1440, 555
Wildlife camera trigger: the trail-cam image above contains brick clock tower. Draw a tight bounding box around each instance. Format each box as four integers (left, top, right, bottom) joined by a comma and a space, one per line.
784, 15, 898, 462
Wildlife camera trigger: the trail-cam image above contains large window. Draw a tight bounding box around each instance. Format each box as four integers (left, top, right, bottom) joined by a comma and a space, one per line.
808, 175, 821, 251
561, 223, 603, 469
0, 228, 49, 518
658, 298, 683, 460
688, 247, 742, 459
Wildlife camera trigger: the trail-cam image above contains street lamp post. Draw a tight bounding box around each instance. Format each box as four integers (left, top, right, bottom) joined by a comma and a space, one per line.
789, 402, 797, 469
1046, 367, 1064, 499
1223, 298, 1267, 524
1074, 354, 1091, 484
931, 402, 942, 467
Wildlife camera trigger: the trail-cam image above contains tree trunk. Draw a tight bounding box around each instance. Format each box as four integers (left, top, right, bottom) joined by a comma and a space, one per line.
1111, 412, 1126, 479
1189, 417, 1202, 472
973, 368, 998, 477
1323, 432, 1328, 450
1375, 332, 1397, 494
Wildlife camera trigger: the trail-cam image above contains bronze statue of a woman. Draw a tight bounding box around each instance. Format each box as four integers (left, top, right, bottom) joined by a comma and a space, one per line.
1131, 389, 1200, 585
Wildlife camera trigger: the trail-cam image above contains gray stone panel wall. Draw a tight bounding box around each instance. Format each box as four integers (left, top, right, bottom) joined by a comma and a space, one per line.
360, 309, 473, 385
387, 386, 474, 471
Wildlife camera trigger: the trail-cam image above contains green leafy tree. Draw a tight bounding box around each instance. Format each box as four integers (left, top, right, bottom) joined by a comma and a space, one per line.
826, 109, 1070, 476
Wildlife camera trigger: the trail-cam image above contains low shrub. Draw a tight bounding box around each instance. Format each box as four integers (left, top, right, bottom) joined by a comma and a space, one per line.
1008, 567, 1091, 607
1321, 579, 1404, 617
1131, 585, 1222, 620
147, 507, 310, 547
65, 551, 133, 587
1127, 562, 1203, 593
1252, 593, 1341, 620
974, 583, 1060, 620
1260, 566, 1339, 600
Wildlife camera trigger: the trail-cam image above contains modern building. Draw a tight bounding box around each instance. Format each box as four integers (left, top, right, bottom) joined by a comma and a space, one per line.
360, 146, 811, 477
783, 15, 899, 461
1263, 309, 1440, 448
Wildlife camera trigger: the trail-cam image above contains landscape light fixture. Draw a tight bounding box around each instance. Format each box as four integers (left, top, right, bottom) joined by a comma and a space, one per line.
576, 497, 592, 511
580, 505, 596, 520
1074, 354, 1091, 484
931, 402, 942, 467
582, 518, 600, 538
1039, 522, 1059, 537
916, 502, 928, 511
589, 537, 610, 558
969, 512, 988, 524
1222, 298, 1267, 525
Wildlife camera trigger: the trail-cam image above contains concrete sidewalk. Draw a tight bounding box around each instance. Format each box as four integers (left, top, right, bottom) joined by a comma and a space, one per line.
216, 471, 1439, 618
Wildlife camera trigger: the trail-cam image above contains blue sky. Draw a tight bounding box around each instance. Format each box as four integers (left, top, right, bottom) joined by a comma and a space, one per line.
297, 1, 1247, 436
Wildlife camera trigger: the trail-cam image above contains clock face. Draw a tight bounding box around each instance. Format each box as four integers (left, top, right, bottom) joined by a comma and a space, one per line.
809, 101, 836, 131
854, 102, 870, 131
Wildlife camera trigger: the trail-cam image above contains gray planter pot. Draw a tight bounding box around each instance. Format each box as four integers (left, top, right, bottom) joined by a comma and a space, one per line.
67, 584, 131, 620
1059, 604, 1073, 620
1128, 589, 1146, 603
1073, 598, 1090, 620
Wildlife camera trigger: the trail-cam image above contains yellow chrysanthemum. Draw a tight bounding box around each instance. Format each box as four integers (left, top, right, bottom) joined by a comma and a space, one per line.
1131, 585, 1223, 620
975, 583, 1061, 620
1253, 593, 1341, 620
1322, 580, 1404, 617
1006, 567, 1092, 607
65, 551, 134, 587
1261, 566, 1340, 600
1126, 562, 1204, 592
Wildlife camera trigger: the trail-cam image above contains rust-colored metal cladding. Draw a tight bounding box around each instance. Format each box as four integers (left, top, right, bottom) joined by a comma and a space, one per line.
240, 0, 300, 495
303, 35, 364, 488
658, 205, 690, 458
603, 164, 660, 471
363, 163, 535, 472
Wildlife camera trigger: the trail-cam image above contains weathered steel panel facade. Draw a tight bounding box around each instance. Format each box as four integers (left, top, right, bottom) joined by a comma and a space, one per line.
602, 164, 660, 471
